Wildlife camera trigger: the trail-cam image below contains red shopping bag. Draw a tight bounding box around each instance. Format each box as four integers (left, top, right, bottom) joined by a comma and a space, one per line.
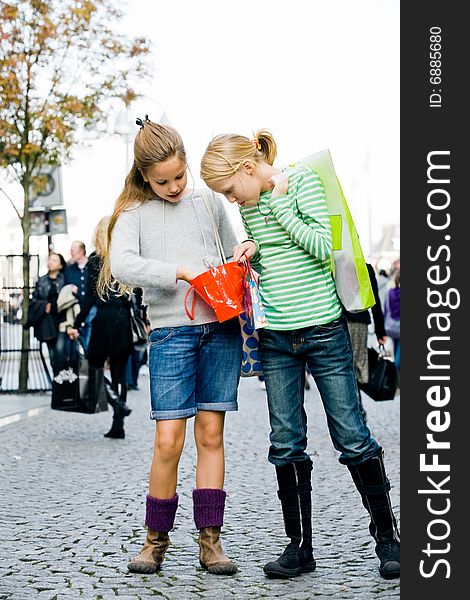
184, 262, 245, 322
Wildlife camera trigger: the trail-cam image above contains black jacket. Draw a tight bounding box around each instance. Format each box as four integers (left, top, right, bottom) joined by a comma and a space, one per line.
74, 252, 132, 360
32, 272, 65, 303
24, 272, 65, 340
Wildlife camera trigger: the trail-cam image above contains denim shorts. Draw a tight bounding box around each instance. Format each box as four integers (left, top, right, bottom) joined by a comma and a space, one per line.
148, 318, 242, 420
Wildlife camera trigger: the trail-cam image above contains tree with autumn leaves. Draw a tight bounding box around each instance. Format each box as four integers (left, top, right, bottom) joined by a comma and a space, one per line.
0, 0, 150, 391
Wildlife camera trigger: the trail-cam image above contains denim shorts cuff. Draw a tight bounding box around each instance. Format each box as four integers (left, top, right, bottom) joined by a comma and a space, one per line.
150, 408, 197, 421
196, 402, 238, 412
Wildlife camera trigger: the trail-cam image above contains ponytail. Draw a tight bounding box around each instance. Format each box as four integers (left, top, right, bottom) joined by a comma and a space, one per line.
253, 129, 277, 166
200, 128, 277, 185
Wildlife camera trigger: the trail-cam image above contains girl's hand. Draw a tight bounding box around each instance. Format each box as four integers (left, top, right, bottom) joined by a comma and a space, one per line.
67, 327, 79, 340
45, 303, 51, 314
269, 172, 289, 199
233, 241, 257, 262
177, 266, 198, 283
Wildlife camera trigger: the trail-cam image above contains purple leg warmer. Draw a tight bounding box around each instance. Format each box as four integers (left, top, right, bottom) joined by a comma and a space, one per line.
193, 488, 226, 529
145, 493, 178, 532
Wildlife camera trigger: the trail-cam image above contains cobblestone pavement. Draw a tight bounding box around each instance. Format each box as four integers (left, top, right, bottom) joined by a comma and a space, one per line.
0, 372, 400, 599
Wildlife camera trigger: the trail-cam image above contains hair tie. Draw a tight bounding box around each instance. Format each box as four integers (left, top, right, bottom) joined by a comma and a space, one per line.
251, 138, 261, 151
135, 114, 150, 128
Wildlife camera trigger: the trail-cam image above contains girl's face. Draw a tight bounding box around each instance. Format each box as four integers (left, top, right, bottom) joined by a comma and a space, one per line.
47, 253, 62, 272
144, 155, 188, 203
210, 169, 262, 208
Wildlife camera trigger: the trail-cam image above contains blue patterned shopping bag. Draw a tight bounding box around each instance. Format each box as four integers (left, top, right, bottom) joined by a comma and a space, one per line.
239, 260, 267, 377
242, 259, 268, 331
239, 312, 263, 377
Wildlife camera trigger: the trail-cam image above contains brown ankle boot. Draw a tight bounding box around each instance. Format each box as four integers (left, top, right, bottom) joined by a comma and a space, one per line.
198, 526, 237, 575
127, 529, 170, 573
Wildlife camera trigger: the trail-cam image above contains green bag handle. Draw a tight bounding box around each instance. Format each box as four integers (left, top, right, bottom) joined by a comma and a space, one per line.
292, 150, 375, 312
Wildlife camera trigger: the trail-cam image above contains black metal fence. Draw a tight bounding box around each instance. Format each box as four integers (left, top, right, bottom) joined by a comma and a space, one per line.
0, 254, 52, 392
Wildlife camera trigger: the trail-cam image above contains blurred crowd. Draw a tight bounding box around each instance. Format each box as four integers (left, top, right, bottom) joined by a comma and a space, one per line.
24, 218, 150, 438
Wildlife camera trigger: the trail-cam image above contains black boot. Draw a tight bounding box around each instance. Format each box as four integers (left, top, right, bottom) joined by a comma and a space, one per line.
104, 379, 131, 439
264, 460, 316, 578
104, 378, 131, 418
88, 367, 108, 413
348, 449, 400, 579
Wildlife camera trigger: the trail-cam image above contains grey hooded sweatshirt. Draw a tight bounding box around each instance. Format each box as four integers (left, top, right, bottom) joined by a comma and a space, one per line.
109, 189, 239, 328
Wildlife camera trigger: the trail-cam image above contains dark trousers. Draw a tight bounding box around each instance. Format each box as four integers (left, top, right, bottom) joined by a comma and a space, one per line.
88, 352, 129, 389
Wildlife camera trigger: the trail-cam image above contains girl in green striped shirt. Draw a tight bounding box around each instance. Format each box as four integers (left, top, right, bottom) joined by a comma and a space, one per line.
200, 130, 400, 581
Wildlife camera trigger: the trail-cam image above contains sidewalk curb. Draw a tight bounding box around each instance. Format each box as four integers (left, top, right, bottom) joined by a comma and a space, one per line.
0, 403, 49, 430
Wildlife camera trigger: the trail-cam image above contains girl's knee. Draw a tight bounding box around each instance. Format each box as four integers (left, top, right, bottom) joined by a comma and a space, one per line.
154, 432, 184, 462
195, 427, 223, 452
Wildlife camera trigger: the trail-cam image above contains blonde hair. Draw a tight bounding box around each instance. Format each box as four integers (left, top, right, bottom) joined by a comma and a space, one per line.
98, 120, 186, 298
200, 129, 277, 185
93, 216, 111, 258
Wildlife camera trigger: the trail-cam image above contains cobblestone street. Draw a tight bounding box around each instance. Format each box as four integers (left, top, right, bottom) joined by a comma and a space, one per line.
0, 372, 400, 600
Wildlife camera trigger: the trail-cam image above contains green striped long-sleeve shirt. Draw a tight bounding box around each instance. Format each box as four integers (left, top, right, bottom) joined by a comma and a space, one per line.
240, 164, 342, 330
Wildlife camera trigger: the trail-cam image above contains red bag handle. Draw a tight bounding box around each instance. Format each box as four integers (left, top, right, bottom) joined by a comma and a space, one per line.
184, 286, 197, 321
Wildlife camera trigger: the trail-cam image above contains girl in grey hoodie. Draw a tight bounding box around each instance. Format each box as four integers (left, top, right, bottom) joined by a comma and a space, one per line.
101, 117, 241, 575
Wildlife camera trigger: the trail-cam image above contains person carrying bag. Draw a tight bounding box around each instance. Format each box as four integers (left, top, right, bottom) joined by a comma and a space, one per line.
23, 252, 67, 373
67, 217, 133, 438
201, 129, 400, 581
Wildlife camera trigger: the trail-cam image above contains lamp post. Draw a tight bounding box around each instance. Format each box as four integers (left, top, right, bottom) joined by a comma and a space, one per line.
114, 107, 134, 171
362, 147, 372, 260
113, 100, 171, 172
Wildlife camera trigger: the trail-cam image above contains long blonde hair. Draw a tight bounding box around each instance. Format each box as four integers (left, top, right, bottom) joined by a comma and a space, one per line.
200, 129, 277, 185
98, 119, 187, 298
93, 216, 111, 258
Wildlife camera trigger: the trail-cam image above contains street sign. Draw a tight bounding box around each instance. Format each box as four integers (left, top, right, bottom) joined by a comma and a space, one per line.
29, 166, 63, 209
28, 208, 68, 236
29, 210, 47, 236
48, 208, 67, 234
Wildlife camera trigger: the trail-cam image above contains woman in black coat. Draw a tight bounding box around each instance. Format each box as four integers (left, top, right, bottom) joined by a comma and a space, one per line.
68, 216, 133, 439
25, 252, 66, 373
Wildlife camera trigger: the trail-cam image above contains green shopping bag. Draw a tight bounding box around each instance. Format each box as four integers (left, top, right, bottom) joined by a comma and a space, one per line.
297, 149, 375, 313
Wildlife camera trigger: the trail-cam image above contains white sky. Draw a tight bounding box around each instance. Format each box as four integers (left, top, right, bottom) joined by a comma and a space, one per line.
1, 0, 399, 268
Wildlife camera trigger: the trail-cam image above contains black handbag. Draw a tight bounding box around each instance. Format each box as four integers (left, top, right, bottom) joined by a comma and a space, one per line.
51, 339, 108, 413
37, 313, 58, 342
359, 345, 397, 401
130, 304, 148, 346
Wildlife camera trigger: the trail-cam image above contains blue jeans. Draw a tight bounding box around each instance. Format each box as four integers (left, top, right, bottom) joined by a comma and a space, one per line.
53, 332, 79, 376
259, 317, 380, 467
393, 338, 400, 372
78, 305, 97, 353
126, 345, 147, 388
148, 318, 242, 420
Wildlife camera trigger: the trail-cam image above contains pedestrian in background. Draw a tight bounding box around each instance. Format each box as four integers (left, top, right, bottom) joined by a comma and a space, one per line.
24, 252, 67, 373
68, 216, 133, 439
64, 240, 95, 352
376, 267, 390, 307
383, 269, 400, 377
103, 117, 241, 575
345, 262, 387, 422
126, 287, 150, 391
201, 129, 400, 580
54, 283, 81, 376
